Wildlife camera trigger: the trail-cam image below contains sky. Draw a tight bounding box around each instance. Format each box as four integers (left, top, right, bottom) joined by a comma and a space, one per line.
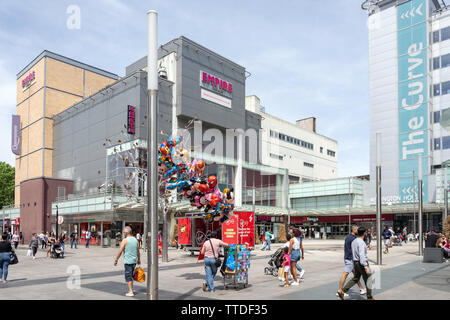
0, 0, 370, 177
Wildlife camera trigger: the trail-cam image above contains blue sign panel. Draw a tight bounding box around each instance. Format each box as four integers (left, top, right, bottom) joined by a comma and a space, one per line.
397, 0, 428, 203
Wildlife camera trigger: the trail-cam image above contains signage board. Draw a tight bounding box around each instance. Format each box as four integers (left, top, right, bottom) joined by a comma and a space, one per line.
127, 105, 136, 134
11, 115, 21, 156
178, 218, 191, 245
235, 211, 255, 248
199, 71, 233, 98
222, 215, 238, 244
200, 88, 232, 108
397, 0, 428, 203
22, 71, 35, 90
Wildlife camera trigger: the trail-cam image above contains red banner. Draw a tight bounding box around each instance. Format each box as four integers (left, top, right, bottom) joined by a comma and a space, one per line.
235, 211, 255, 248
222, 215, 238, 244
178, 218, 191, 245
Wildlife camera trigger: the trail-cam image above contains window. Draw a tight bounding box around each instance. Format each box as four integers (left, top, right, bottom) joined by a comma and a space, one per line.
435, 138, 441, 150
304, 162, 314, 168
57, 187, 66, 200
320, 147, 323, 153
442, 81, 450, 95
442, 26, 450, 42
434, 30, 440, 43
434, 111, 441, 123
327, 150, 336, 157
433, 57, 441, 70
443, 136, 450, 149
434, 84, 441, 96
270, 153, 283, 160
442, 54, 450, 69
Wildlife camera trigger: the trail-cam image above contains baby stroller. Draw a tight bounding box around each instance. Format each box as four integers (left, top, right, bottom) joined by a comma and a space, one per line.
51, 243, 64, 259
264, 247, 283, 277
392, 234, 402, 246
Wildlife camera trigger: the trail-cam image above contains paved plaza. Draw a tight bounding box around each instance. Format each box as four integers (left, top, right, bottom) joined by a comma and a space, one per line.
0, 240, 448, 300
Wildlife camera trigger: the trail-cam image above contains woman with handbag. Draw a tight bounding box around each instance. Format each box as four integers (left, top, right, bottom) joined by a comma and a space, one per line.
200, 231, 229, 293
29, 233, 39, 260
0, 233, 13, 283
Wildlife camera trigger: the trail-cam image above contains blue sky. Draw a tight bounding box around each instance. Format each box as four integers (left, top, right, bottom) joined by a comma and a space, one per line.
0, 0, 370, 177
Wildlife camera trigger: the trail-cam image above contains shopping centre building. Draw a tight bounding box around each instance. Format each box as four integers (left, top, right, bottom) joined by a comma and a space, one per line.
2, 36, 343, 243
364, 0, 449, 232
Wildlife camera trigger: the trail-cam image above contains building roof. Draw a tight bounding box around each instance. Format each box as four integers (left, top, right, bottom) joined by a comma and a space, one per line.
17, 50, 119, 80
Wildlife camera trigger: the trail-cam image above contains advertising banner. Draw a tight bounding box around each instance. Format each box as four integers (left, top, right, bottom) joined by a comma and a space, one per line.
235, 211, 255, 247
397, 0, 428, 203
178, 218, 191, 245
11, 115, 21, 155
222, 215, 238, 244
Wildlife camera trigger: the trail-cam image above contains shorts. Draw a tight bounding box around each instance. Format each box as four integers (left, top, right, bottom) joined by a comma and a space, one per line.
344, 259, 354, 273
384, 239, 390, 246
124, 263, 136, 282
284, 266, 290, 273
291, 249, 301, 262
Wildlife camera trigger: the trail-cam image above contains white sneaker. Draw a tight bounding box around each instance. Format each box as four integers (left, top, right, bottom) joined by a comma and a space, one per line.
360, 288, 367, 295
291, 281, 300, 286
32, 256, 36, 260
299, 270, 305, 279
125, 292, 135, 297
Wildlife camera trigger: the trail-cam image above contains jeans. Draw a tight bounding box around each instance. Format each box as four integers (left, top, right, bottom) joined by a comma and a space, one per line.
13, 242, 18, 250
60, 242, 65, 253
124, 263, 136, 282
32, 246, 37, 257
204, 258, 218, 291
0, 252, 10, 281
86, 238, 90, 248
70, 239, 77, 249
262, 239, 271, 251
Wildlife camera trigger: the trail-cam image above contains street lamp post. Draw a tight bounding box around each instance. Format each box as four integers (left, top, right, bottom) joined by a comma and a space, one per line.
444, 168, 448, 226
418, 155, 423, 256
147, 10, 159, 300
56, 205, 59, 238
376, 132, 382, 265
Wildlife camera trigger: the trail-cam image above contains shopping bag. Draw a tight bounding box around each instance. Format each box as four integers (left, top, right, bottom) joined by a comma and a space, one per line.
277, 267, 284, 278
10, 252, 19, 265
133, 266, 145, 282
27, 249, 32, 256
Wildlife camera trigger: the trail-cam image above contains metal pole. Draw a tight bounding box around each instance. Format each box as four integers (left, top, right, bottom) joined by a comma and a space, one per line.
147, 10, 159, 301
348, 177, 351, 233
413, 170, 416, 235
445, 168, 448, 228
56, 205, 59, 239
162, 201, 168, 262
376, 132, 382, 265
418, 155, 423, 256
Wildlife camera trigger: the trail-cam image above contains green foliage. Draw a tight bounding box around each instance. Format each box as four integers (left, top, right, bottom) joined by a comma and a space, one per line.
0, 162, 15, 209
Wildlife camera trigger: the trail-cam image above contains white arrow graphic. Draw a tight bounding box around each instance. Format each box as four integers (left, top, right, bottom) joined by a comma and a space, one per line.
401, 3, 424, 20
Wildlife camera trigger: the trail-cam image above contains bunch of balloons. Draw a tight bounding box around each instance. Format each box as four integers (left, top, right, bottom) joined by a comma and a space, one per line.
158, 136, 234, 223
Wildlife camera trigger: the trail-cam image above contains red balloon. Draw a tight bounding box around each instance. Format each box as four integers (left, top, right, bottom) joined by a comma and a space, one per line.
208, 176, 217, 189
198, 184, 210, 194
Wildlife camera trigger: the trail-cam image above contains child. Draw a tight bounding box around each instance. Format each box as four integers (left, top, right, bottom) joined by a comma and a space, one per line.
282, 247, 291, 288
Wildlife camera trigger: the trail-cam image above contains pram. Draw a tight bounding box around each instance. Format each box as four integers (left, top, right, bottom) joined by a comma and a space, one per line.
264, 247, 283, 277
392, 234, 403, 246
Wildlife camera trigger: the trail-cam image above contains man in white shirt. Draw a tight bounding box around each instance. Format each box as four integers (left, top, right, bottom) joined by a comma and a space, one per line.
85, 231, 91, 248
39, 232, 45, 249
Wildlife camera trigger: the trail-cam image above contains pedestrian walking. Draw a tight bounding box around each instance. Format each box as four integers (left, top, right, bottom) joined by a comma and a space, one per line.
70, 231, 77, 249
114, 226, 140, 297
261, 230, 273, 251
0, 233, 13, 283
39, 231, 45, 249
402, 226, 408, 244
136, 232, 142, 249
46, 232, 56, 258
85, 230, 91, 248
288, 228, 304, 286
382, 226, 392, 254
337, 225, 365, 299
282, 247, 291, 288
59, 232, 66, 254
201, 231, 229, 293
29, 233, 39, 259
340, 227, 375, 300
12, 231, 19, 250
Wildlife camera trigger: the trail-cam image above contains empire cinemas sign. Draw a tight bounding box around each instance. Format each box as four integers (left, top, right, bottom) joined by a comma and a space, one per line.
127, 105, 136, 135
11, 115, 21, 156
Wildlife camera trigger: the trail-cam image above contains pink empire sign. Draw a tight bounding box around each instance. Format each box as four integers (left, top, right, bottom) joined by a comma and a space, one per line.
201, 71, 233, 93
22, 71, 35, 89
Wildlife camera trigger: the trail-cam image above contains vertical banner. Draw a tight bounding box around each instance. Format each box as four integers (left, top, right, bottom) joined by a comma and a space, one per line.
178, 218, 191, 245
235, 211, 255, 248
11, 115, 21, 155
397, 0, 428, 203
127, 105, 136, 134
222, 215, 238, 244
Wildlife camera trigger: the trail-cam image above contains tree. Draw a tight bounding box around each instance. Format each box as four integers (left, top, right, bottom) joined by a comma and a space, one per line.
444, 216, 450, 239
0, 162, 15, 209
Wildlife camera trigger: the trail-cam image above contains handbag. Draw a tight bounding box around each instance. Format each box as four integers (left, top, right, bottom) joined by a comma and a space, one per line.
209, 239, 222, 268
10, 252, 19, 265
27, 249, 32, 257
133, 266, 146, 283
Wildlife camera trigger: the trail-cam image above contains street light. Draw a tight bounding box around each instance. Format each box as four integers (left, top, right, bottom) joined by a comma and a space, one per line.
147, 9, 159, 301
418, 155, 423, 256
56, 205, 59, 238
